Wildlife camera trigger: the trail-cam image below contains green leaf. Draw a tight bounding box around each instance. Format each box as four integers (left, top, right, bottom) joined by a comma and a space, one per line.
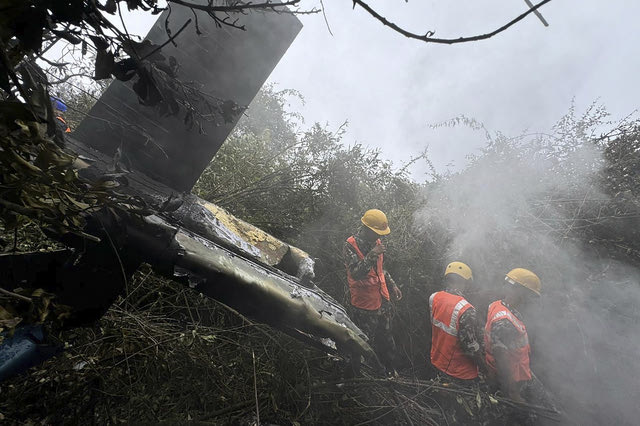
14, 5, 46, 53
105, 0, 117, 14
64, 193, 91, 210
64, 168, 77, 182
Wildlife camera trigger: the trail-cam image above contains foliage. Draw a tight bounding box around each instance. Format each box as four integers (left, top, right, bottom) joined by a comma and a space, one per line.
3, 74, 640, 422
0, 91, 150, 241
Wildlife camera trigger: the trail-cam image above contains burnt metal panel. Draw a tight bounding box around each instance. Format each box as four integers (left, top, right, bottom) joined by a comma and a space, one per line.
73, 3, 301, 191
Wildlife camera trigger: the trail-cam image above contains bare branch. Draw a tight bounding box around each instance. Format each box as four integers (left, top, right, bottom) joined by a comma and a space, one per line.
524, 0, 550, 26
167, 0, 301, 13
140, 19, 192, 61
47, 72, 94, 85
38, 56, 71, 68
351, 0, 554, 44
319, 0, 334, 36
0, 287, 33, 303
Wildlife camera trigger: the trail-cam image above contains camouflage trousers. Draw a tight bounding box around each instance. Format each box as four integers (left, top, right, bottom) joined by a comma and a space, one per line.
351, 302, 396, 373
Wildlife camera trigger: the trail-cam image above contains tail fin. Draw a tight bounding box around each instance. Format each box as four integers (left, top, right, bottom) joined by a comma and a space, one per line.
73, 3, 301, 191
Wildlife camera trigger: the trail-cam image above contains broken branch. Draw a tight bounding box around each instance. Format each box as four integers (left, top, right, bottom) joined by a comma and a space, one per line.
0, 287, 33, 303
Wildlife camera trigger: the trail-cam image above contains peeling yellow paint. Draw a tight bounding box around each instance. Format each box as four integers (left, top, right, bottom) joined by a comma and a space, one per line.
199, 200, 310, 267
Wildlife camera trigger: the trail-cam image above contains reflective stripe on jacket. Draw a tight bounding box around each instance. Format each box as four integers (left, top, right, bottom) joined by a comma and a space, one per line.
484, 300, 532, 382
345, 236, 389, 311
429, 291, 478, 379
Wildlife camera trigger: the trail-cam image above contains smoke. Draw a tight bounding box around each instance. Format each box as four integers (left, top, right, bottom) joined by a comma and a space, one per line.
415, 108, 640, 425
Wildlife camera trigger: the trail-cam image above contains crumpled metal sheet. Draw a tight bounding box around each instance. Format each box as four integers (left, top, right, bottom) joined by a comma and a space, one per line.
169, 196, 315, 279
137, 214, 374, 359
68, 135, 317, 281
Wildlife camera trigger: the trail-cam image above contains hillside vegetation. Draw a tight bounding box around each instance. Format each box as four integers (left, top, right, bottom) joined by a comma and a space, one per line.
1, 86, 639, 425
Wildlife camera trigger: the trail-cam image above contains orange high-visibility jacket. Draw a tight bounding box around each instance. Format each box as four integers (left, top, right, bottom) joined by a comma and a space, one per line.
484, 300, 532, 382
56, 116, 71, 133
345, 236, 390, 311
429, 291, 479, 379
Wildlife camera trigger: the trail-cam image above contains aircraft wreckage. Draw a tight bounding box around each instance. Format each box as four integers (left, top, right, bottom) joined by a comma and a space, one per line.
0, 4, 375, 380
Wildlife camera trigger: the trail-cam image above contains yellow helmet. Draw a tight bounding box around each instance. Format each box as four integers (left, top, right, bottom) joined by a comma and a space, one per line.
444, 261, 473, 281
505, 268, 541, 296
361, 209, 390, 235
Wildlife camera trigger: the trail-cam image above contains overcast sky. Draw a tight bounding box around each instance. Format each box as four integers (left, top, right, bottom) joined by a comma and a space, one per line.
117, 1, 640, 177
263, 0, 640, 177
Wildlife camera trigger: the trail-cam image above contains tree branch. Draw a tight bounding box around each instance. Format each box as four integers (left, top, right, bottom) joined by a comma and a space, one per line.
0, 287, 33, 303
46, 72, 93, 85
140, 19, 192, 61
38, 56, 71, 68
351, 0, 554, 44
168, 0, 301, 13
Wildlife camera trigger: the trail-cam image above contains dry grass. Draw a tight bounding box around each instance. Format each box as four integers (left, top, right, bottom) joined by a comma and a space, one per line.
0, 264, 549, 425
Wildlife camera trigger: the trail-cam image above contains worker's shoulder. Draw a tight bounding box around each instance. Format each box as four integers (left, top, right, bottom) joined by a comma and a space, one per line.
491, 317, 519, 335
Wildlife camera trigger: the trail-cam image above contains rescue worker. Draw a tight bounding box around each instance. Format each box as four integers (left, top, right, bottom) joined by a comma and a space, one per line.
484, 268, 541, 403
50, 96, 71, 133
344, 209, 402, 376
429, 261, 485, 383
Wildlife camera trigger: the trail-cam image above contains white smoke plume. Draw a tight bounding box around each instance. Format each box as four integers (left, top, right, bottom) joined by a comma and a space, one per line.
416, 106, 640, 425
